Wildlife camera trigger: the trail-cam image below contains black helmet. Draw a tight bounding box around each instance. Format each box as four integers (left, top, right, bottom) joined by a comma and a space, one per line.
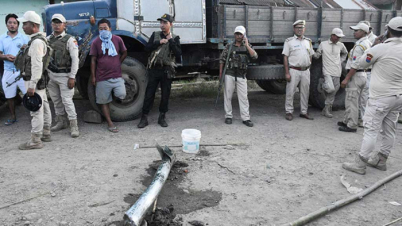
23, 93, 42, 112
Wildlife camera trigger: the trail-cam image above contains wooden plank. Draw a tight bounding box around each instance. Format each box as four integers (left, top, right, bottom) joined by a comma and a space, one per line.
272, 8, 295, 21
342, 10, 364, 22
248, 21, 270, 36
248, 7, 271, 20
322, 10, 342, 22
297, 9, 318, 22
225, 6, 245, 20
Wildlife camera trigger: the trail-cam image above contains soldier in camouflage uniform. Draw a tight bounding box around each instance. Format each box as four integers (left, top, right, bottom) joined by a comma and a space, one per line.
220, 26, 258, 127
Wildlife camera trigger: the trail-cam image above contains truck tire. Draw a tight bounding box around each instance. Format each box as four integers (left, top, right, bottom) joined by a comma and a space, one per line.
256, 80, 287, 94
76, 68, 90, 99
309, 58, 346, 110
87, 56, 147, 121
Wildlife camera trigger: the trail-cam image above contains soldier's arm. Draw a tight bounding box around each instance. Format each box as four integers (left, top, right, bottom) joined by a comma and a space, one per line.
28, 39, 46, 91
350, 45, 366, 69
246, 43, 257, 59
67, 37, 79, 79
144, 32, 159, 53
169, 36, 182, 58
340, 44, 348, 62
282, 41, 291, 82
358, 45, 381, 69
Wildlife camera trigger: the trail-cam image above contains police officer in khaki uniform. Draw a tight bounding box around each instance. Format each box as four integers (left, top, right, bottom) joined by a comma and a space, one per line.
342, 17, 402, 175
47, 14, 80, 138
338, 22, 371, 132
313, 28, 348, 118
219, 26, 258, 127
283, 20, 315, 121
16, 11, 52, 150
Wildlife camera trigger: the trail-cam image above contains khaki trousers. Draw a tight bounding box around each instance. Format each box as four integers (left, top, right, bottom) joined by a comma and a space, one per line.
322, 74, 340, 105
359, 71, 371, 119
31, 89, 52, 134
285, 68, 310, 114
224, 75, 250, 121
343, 73, 366, 129
359, 95, 402, 159
48, 74, 77, 120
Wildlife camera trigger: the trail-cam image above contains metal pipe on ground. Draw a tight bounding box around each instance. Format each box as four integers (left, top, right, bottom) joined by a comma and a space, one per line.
124, 144, 176, 226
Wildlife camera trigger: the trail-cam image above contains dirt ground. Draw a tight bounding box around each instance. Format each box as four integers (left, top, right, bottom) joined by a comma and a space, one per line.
1, 86, 402, 226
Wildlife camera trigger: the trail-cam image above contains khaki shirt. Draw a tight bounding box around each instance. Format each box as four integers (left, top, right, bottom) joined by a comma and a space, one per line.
313, 40, 348, 77
367, 32, 377, 46
282, 35, 314, 68
346, 36, 371, 70
28, 32, 47, 89
358, 37, 402, 99
47, 31, 79, 79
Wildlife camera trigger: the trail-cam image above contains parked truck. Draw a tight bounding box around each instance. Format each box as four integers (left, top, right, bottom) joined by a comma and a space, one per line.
39, 0, 401, 121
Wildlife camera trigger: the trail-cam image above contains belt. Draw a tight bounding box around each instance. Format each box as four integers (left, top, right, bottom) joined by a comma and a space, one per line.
347, 69, 366, 73
290, 66, 310, 71
49, 67, 71, 73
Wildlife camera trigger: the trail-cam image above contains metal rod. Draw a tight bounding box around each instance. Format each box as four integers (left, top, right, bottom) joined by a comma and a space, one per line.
124, 145, 176, 226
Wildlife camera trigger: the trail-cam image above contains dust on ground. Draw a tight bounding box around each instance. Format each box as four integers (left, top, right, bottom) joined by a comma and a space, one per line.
1, 87, 402, 226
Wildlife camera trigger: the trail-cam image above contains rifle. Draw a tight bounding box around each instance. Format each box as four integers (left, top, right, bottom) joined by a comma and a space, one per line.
215, 41, 233, 108
6, 74, 22, 88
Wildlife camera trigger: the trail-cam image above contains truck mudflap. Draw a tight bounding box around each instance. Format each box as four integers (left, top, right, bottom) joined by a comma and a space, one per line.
246, 65, 285, 80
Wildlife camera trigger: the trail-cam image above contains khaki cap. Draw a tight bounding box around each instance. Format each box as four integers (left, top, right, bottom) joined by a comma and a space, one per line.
17, 11, 41, 25
350, 23, 369, 33
386, 16, 402, 32
331, 28, 345, 37
293, 20, 306, 27
52, 14, 66, 23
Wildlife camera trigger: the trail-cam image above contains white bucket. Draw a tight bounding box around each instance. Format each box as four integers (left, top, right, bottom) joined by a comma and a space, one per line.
181, 129, 202, 154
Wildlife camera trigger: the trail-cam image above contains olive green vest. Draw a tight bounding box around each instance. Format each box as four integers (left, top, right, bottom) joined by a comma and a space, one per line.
48, 34, 72, 71
14, 34, 52, 81
148, 31, 177, 68
227, 44, 250, 78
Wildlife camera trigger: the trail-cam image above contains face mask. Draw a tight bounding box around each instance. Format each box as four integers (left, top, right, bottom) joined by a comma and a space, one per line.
99, 30, 111, 39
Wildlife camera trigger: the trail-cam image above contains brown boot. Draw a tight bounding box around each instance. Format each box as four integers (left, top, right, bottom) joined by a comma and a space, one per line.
41, 126, 52, 142
51, 115, 68, 132
342, 154, 367, 175
321, 104, 333, 118
367, 152, 388, 171
19, 133, 44, 150
70, 119, 80, 138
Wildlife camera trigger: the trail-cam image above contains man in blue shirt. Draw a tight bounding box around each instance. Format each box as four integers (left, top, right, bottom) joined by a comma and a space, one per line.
0, 14, 29, 125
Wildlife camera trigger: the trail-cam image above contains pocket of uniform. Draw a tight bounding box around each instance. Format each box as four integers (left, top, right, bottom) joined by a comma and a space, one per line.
346, 90, 358, 101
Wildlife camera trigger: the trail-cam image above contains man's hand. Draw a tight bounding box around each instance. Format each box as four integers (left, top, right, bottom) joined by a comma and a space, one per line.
340, 79, 349, 88
27, 88, 35, 96
68, 78, 75, 89
373, 35, 384, 46
160, 39, 168, 44
166, 34, 172, 40
91, 76, 96, 86
243, 36, 249, 46
5, 54, 15, 62
285, 73, 291, 82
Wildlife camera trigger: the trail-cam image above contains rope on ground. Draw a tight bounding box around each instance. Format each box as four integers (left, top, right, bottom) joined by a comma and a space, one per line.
383, 216, 402, 226
281, 169, 402, 226
0, 191, 51, 210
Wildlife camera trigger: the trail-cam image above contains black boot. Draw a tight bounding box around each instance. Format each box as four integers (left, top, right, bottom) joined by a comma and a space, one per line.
158, 113, 168, 127
137, 114, 148, 128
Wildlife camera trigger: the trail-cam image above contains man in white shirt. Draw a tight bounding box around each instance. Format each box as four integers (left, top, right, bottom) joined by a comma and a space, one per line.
313, 28, 348, 118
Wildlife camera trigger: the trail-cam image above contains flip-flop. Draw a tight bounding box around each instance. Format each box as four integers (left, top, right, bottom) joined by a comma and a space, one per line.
5, 119, 17, 126
108, 126, 119, 133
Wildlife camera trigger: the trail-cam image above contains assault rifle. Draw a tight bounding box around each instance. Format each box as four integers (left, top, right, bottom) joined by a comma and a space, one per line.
214, 41, 233, 108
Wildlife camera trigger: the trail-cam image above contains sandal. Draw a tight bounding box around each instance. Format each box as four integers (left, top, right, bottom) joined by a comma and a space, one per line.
108, 126, 119, 133
5, 119, 17, 126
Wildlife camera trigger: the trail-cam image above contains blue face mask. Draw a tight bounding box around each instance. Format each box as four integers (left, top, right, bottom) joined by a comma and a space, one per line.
99, 30, 111, 39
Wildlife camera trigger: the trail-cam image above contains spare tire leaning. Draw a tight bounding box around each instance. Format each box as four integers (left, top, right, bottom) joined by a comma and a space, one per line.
87, 56, 147, 121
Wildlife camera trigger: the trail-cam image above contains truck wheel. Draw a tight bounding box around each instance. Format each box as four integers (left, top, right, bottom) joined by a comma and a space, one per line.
256, 80, 287, 94
76, 68, 90, 99
309, 58, 346, 110
87, 56, 147, 121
